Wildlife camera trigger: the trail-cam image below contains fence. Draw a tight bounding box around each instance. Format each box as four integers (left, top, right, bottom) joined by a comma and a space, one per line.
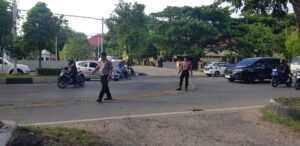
17, 60, 68, 71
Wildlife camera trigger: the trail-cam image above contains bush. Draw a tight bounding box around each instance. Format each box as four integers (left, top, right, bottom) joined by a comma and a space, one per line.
36, 68, 61, 76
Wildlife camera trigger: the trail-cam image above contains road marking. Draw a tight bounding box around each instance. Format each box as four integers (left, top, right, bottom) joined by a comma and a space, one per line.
22, 105, 265, 126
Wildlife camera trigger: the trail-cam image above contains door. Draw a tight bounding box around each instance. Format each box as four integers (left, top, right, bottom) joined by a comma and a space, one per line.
218, 63, 229, 75
0, 59, 11, 74
253, 60, 267, 79
77, 62, 89, 77
88, 62, 100, 79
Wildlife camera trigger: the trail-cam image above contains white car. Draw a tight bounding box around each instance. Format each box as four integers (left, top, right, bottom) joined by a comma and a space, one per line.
99, 56, 123, 62
204, 62, 230, 77
291, 56, 300, 76
76, 61, 101, 80
0, 57, 31, 74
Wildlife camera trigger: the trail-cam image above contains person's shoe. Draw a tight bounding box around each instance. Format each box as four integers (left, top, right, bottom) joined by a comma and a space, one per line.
96, 98, 103, 103
104, 98, 112, 100
176, 88, 182, 91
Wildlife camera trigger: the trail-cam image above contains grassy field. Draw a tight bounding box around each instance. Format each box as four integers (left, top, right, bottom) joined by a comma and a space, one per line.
7, 126, 108, 146
262, 109, 300, 132
275, 97, 300, 111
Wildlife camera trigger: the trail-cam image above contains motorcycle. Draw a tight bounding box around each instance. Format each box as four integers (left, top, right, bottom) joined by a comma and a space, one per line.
271, 68, 292, 87
295, 71, 300, 90
57, 67, 85, 89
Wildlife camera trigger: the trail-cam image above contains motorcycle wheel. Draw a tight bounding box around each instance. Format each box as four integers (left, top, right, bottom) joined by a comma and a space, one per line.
286, 77, 293, 87
295, 80, 300, 90
57, 79, 67, 89
78, 77, 85, 86
271, 77, 279, 87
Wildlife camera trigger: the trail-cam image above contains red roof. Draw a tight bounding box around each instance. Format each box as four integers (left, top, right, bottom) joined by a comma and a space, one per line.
88, 34, 104, 46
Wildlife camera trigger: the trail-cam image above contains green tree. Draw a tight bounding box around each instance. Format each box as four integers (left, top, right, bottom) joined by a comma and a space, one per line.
0, 0, 13, 53
233, 23, 282, 57
286, 31, 300, 60
22, 2, 61, 67
218, 0, 300, 37
106, 0, 148, 64
60, 32, 94, 61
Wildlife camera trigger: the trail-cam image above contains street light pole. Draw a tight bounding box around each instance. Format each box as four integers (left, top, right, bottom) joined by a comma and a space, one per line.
101, 17, 104, 53
12, 0, 18, 74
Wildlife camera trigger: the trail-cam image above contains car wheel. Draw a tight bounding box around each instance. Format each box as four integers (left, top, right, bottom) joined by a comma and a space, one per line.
214, 71, 220, 77
295, 80, 300, 90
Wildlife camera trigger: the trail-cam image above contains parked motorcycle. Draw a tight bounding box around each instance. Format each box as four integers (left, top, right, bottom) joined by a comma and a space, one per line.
295, 71, 300, 90
57, 67, 85, 89
271, 68, 292, 87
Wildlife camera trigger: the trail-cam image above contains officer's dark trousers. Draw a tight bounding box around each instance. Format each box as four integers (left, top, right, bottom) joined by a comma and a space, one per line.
99, 75, 112, 100
179, 70, 189, 89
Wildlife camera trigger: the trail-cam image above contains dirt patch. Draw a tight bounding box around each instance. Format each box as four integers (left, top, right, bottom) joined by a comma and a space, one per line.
0, 121, 3, 129
62, 109, 300, 146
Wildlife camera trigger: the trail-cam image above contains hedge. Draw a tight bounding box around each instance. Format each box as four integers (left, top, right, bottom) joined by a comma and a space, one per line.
36, 68, 61, 76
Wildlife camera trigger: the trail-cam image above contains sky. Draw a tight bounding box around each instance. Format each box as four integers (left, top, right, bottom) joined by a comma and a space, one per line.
17, 0, 217, 36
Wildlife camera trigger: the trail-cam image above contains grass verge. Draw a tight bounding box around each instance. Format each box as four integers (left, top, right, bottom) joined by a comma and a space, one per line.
275, 97, 300, 111
262, 108, 300, 132
7, 126, 109, 146
0, 74, 56, 78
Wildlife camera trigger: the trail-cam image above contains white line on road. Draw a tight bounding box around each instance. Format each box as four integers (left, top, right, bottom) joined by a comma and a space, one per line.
22, 105, 264, 126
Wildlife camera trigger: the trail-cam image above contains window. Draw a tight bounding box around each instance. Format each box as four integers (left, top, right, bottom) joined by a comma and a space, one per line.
78, 62, 88, 67
89, 62, 98, 68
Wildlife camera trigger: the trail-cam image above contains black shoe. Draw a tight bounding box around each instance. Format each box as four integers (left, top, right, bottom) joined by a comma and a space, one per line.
104, 98, 112, 100
96, 98, 103, 103
176, 88, 182, 91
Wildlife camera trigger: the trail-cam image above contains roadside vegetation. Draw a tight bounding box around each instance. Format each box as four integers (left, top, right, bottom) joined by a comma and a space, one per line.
262, 108, 300, 132
0, 74, 56, 78
275, 97, 300, 111
7, 126, 108, 146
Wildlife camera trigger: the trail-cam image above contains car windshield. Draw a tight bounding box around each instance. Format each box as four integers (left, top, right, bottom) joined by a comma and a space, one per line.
292, 57, 300, 63
235, 58, 258, 67
205, 62, 212, 66
111, 57, 120, 60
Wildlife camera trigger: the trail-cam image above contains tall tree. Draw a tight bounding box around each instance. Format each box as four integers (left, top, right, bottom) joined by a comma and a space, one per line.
22, 2, 60, 67
60, 31, 94, 61
0, 0, 13, 53
218, 0, 300, 37
106, 0, 148, 64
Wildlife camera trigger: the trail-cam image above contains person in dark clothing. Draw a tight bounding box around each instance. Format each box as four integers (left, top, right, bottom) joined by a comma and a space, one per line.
278, 59, 290, 80
68, 58, 78, 85
177, 56, 193, 91
90, 53, 113, 103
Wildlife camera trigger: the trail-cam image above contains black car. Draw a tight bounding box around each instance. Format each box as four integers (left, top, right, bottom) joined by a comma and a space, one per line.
224, 57, 280, 83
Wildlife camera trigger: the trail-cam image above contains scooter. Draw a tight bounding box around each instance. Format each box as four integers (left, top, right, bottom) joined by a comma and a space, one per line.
295, 71, 300, 90
271, 68, 292, 87
57, 67, 85, 89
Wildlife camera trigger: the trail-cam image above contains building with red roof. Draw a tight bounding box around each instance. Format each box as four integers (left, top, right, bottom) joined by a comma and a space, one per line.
88, 34, 104, 46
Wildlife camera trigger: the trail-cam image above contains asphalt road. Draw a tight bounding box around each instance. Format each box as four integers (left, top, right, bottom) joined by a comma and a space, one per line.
1, 75, 300, 125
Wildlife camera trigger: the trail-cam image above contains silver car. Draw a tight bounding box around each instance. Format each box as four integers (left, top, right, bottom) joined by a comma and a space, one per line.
76, 61, 100, 80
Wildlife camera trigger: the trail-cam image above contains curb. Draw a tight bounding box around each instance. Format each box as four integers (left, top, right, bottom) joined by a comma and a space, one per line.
0, 120, 17, 146
0, 77, 56, 85
268, 99, 300, 120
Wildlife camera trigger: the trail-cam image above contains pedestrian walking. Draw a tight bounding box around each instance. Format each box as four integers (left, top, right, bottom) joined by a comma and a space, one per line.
177, 56, 193, 91
91, 52, 113, 103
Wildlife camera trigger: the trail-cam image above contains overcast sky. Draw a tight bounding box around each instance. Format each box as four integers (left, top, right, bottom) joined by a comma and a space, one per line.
18, 0, 219, 36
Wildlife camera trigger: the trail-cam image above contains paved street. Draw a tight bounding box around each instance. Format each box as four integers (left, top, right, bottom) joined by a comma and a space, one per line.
0, 68, 300, 125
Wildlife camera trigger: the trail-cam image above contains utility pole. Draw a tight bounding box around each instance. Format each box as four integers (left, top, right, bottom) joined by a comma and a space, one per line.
55, 36, 58, 61
101, 17, 104, 53
97, 35, 100, 59
12, 0, 18, 74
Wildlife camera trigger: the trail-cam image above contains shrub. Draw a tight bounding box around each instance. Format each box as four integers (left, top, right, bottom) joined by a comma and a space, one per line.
36, 68, 61, 76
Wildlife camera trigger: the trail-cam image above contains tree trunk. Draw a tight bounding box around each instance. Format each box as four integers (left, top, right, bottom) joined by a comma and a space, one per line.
38, 50, 42, 68
291, 0, 300, 37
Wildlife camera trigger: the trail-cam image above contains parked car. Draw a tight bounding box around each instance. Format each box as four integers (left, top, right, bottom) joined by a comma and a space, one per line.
224, 57, 280, 83
204, 62, 231, 77
76, 61, 100, 80
291, 56, 300, 76
99, 56, 123, 63
0, 57, 31, 74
